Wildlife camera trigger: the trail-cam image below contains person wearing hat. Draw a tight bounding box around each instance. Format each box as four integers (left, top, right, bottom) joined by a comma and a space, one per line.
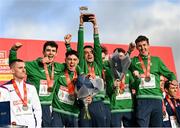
3, 59, 42, 128
129, 35, 178, 127
163, 81, 180, 127
9, 41, 65, 127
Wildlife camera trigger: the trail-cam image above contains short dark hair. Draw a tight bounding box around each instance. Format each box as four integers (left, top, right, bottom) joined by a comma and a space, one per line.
43, 41, 58, 52
84, 45, 94, 54
113, 48, 126, 54
65, 50, 79, 58
84, 45, 93, 50
9, 59, 24, 68
135, 35, 149, 45
101, 45, 108, 55
164, 81, 172, 90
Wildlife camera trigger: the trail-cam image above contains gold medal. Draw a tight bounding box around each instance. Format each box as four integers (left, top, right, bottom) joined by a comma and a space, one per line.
138, 54, 151, 83
145, 77, 151, 82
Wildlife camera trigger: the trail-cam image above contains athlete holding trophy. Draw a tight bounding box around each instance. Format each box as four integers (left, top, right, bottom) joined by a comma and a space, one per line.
77, 6, 109, 127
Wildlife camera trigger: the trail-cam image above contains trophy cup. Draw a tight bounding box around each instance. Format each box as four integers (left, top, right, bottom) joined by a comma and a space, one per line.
79, 6, 94, 22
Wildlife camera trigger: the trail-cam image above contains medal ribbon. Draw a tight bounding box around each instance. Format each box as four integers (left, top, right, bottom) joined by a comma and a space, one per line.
119, 75, 126, 91
102, 69, 105, 80
162, 100, 166, 114
88, 65, 96, 79
65, 69, 77, 94
43, 63, 54, 88
12, 79, 27, 106
101, 68, 107, 88
138, 54, 151, 78
166, 95, 176, 113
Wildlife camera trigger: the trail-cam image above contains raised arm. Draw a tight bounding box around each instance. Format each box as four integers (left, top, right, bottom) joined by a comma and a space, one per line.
64, 34, 73, 52
127, 42, 136, 56
77, 14, 85, 68
159, 57, 177, 84
89, 15, 102, 71
9, 42, 23, 64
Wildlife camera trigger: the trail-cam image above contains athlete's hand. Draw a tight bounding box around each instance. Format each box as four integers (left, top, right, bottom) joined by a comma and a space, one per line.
80, 14, 84, 26
128, 42, 136, 53
12, 42, 23, 51
64, 34, 72, 45
133, 70, 140, 78
114, 79, 120, 88
85, 95, 92, 104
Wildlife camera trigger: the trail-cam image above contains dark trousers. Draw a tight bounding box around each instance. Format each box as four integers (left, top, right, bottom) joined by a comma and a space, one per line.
111, 111, 135, 127
136, 99, 163, 127
79, 101, 110, 127
51, 111, 78, 127
41, 104, 52, 127
104, 104, 111, 127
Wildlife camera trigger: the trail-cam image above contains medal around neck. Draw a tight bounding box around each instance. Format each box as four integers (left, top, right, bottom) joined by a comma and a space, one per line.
145, 77, 151, 82
22, 105, 28, 111
47, 87, 53, 92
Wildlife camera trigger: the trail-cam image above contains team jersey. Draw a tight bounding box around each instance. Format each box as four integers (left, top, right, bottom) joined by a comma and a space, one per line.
9, 49, 65, 105
52, 69, 81, 117
77, 26, 105, 101
130, 55, 176, 100
110, 70, 135, 113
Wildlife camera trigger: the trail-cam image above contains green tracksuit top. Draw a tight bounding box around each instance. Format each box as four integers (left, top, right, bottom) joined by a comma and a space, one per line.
78, 26, 105, 101
9, 49, 65, 105
111, 70, 135, 113
130, 55, 176, 100
52, 67, 82, 117
102, 65, 114, 106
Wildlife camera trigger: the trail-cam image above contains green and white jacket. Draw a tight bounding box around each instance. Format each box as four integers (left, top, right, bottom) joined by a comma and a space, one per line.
130, 55, 176, 100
